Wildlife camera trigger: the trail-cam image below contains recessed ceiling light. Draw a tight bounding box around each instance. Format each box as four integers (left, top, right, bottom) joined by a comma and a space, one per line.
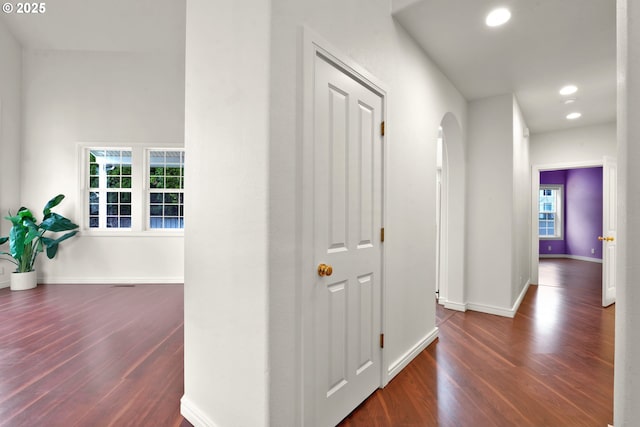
486, 8, 511, 27
559, 85, 578, 96
566, 112, 582, 120
564, 98, 577, 104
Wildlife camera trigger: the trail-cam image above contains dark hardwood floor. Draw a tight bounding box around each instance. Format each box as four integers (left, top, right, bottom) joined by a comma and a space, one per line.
339, 258, 614, 427
0, 258, 613, 426
0, 283, 191, 427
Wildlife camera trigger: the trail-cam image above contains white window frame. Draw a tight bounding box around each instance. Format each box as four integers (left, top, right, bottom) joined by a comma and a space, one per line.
79, 144, 184, 236
145, 148, 185, 231
539, 184, 563, 240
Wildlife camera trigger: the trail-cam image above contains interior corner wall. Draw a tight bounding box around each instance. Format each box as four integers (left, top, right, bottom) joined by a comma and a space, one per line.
0, 19, 22, 287
183, 0, 270, 426
466, 94, 514, 311
511, 96, 531, 305
19, 48, 185, 284
267, 0, 467, 425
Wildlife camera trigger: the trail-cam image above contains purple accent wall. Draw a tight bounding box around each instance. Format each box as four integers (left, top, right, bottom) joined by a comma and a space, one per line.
566, 167, 603, 259
539, 167, 603, 260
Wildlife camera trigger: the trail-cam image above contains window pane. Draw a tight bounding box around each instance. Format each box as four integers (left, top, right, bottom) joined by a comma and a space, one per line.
539, 186, 562, 238
147, 149, 184, 230
107, 192, 118, 203
166, 177, 180, 189
120, 192, 131, 203
87, 148, 133, 230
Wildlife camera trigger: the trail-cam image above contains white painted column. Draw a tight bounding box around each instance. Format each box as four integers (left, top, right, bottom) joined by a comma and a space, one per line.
615, 1, 640, 425
182, 1, 271, 426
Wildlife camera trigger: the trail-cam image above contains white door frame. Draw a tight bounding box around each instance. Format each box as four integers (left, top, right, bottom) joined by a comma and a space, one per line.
530, 159, 604, 285
300, 26, 389, 426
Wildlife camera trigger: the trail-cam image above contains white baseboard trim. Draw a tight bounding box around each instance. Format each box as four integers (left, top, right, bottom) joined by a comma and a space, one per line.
181, 395, 219, 427
39, 276, 184, 285
467, 281, 530, 319
387, 327, 439, 382
0, 279, 9, 289
539, 254, 603, 264
511, 280, 530, 314
466, 302, 516, 318
442, 300, 467, 312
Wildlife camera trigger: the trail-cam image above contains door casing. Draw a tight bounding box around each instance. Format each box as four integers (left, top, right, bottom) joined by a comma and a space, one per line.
530, 160, 611, 303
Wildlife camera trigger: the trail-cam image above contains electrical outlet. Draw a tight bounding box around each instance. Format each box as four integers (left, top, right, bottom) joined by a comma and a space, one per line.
548, 245, 552, 251
591, 248, 595, 254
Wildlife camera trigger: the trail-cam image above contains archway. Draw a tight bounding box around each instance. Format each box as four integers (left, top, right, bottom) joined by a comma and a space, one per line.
436, 112, 466, 310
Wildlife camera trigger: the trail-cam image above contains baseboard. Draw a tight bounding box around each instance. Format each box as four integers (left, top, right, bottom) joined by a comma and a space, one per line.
467, 281, 530, 318
539, 254, 603, 264
387, 327, 439, 382
181, 395, 219, 427
466, 302, 516, 318
511, 280, 530, 314
0, 279, 9, 289
39, 276, 184, 285
442, 300, 467, 312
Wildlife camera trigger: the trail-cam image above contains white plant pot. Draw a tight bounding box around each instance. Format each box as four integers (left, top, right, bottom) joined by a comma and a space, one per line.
10, 271, 37, 291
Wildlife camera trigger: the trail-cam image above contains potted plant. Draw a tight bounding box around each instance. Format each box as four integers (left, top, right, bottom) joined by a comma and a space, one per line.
0, 194, 79, 290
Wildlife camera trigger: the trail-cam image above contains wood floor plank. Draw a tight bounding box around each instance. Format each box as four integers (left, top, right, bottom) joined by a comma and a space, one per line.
340, 258, 614, 427
0, 259, 613, 426
0, 284, 189, 427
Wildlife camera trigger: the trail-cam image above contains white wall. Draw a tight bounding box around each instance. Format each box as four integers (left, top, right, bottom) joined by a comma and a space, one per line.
182, 0, 270, 426
465, 94, 530, 315
615, 1, 639, 424
20, 48, 185, 283
530, 122, 616, 166
0, 19, 22, 287
182, 0, 467, 426
466, 95, 514, 310
512, 97, 531, 303
267, 1, 467, 425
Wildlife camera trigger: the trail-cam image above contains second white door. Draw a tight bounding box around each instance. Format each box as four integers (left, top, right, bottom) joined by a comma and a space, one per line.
313, 53, 383, 427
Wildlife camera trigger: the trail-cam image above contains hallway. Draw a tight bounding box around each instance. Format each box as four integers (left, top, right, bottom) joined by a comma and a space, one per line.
339, 258, 614, 426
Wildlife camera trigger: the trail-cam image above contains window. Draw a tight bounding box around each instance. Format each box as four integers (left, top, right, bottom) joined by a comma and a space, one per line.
83, 146, 184, 233
539, 185, 563, 239
148, 150, 185, 229
88, 149, 133, 229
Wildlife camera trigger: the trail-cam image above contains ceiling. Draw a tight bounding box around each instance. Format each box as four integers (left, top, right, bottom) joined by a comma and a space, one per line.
0, 0, 185, 53
393, 0, 617, 134
1, 0, 615, 134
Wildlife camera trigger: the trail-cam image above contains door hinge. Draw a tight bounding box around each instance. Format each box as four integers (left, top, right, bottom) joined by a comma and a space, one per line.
381, 121, 385, 136
380, 333, 384, 349
381, 227, 385, 242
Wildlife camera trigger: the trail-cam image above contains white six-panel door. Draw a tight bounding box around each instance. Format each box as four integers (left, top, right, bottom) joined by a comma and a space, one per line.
602, 156, 617, 307
313, 53, 383, 427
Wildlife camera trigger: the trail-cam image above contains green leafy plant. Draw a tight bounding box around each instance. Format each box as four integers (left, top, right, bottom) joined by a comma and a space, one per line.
0, 194, 79, 273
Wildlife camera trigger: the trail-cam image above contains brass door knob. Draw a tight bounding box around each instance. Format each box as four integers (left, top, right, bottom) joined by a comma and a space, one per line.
598, 236, 615, 242
317, 263, 333, 277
